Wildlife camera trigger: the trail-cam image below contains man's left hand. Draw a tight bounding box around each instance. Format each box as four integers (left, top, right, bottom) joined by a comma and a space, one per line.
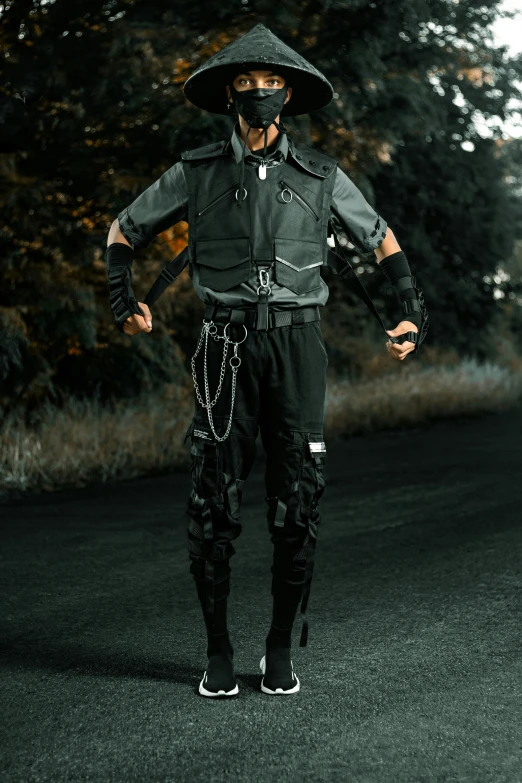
385, 321, 419, 361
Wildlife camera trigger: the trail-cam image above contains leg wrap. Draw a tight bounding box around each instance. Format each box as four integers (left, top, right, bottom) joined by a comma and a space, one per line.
265, 433, 327, 648
186, 423, 245, 625
187, 487, 240, 624
191, 556, 231, 635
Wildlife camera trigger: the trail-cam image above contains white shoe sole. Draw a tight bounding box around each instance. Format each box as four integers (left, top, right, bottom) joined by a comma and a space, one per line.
259, 655, 300, 695
198, 671, 239, 698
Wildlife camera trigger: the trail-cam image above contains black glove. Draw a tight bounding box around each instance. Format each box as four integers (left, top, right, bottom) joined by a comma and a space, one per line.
378, 250, 429, 352
105, 243, 144, 333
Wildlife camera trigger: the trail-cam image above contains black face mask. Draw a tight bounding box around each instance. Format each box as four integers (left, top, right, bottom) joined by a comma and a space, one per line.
229, 84, 288, 128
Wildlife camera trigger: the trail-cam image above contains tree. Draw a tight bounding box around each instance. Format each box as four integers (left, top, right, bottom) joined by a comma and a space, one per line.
1, 0, 521, 410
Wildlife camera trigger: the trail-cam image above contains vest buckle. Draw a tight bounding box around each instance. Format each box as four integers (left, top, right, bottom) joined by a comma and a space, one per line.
256, 267, 272, 295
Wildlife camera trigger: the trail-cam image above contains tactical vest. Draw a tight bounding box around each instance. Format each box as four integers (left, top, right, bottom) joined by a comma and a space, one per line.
181, 138, 338, 296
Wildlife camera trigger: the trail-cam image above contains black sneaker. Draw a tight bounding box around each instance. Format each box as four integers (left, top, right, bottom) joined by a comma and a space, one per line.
199, 655, 239, 698
259, 653, 300, 695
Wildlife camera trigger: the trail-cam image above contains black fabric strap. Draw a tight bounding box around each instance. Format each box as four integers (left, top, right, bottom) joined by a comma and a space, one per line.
143, 247, 190, 306
402, 298, 421, 315
393, 275, 416, 296
324, 225, 429, 350
257, 290, 269, 331
203, 304, 320, 331
325, 244, 399, 343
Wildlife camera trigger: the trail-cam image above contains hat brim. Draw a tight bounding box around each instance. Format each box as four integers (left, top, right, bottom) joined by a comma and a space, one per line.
183, 61, 333, 117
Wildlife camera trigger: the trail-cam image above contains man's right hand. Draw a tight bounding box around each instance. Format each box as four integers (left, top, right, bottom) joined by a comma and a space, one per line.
122, 302, 153, 335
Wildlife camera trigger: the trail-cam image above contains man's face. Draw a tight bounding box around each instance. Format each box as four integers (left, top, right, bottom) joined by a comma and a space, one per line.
226, 69, 292, 104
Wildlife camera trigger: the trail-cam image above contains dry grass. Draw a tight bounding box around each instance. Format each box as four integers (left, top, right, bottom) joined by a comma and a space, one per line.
1, 355, 521, 497
325, 357, 522, 437
0, 382, 194, 496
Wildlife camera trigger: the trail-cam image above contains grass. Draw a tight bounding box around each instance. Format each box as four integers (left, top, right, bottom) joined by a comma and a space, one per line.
1, 355, 521, 497
325, 357, 522, 436
0, 382, 194, 496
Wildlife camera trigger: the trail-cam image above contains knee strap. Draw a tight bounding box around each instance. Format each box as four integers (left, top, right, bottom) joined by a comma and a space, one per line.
297, 505, 320, 648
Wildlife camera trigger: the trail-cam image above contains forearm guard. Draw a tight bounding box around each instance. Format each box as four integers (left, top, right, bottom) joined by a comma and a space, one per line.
378, 250, 429, 352
105, 243, 144, 333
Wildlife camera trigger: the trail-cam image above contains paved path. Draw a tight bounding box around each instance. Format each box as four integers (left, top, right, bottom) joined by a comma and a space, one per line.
1, 407, 521, 782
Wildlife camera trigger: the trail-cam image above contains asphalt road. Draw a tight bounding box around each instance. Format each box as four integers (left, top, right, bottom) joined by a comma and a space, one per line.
1, 407, 521, 783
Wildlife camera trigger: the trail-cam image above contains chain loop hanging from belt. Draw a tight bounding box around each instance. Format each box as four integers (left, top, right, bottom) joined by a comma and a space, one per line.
190, 320, 248, 442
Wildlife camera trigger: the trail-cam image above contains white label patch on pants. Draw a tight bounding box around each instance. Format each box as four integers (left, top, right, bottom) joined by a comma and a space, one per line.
194, 428, 214, 441
308, 440, 326, 463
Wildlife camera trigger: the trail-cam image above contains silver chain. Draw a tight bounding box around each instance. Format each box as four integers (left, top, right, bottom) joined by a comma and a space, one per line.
190, 320, 247, 442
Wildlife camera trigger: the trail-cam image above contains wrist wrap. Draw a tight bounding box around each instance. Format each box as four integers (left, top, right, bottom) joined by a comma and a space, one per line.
378, 250, 429, 352
105, 243, 144, 333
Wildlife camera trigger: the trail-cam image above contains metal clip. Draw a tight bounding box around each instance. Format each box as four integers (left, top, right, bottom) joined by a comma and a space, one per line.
256, 268, 272, 295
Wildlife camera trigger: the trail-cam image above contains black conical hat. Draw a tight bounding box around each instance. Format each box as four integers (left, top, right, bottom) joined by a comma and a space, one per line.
183, 23, 333, 116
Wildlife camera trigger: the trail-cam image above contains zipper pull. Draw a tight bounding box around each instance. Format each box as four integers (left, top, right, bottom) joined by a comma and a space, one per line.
258, 162, 267, 180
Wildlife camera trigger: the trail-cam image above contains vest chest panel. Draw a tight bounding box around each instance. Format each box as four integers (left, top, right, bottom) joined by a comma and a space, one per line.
184, 152, 336, 295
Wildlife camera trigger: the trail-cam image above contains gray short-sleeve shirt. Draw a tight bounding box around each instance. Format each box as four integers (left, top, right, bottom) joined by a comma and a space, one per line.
117, 124, 387, 309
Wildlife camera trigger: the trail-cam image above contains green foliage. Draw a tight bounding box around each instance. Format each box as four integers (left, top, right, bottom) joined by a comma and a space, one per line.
1, 0, 521, 409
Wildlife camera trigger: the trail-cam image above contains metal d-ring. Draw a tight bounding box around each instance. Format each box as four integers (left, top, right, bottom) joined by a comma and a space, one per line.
281, 188, 293, 203
235, 187, 248, 202
223, 322, 248, 345
206, 323, 217, 336
229, 355, 241, 369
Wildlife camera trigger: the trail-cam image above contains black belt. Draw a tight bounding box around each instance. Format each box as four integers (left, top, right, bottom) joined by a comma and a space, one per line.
204, 304, 321, 331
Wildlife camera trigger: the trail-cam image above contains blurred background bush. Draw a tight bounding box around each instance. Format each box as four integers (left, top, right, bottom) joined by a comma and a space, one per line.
1, 0, 521, 493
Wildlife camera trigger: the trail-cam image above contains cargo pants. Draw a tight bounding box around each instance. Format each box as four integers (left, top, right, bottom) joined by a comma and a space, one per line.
183, 308, 328, 647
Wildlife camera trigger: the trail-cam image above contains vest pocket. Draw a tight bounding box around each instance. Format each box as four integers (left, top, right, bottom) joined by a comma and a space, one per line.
274, 237, 323, 294
197, 182, 238, 217
278, 180, 320, 222
195, 237, 252, 292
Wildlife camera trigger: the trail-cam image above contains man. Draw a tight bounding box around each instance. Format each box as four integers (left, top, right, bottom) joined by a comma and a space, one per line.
105, 23, 428, 698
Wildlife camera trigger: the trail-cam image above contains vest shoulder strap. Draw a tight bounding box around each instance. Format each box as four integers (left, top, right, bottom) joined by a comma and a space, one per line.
181, 140, 229, 161
288, 139, 338, 179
